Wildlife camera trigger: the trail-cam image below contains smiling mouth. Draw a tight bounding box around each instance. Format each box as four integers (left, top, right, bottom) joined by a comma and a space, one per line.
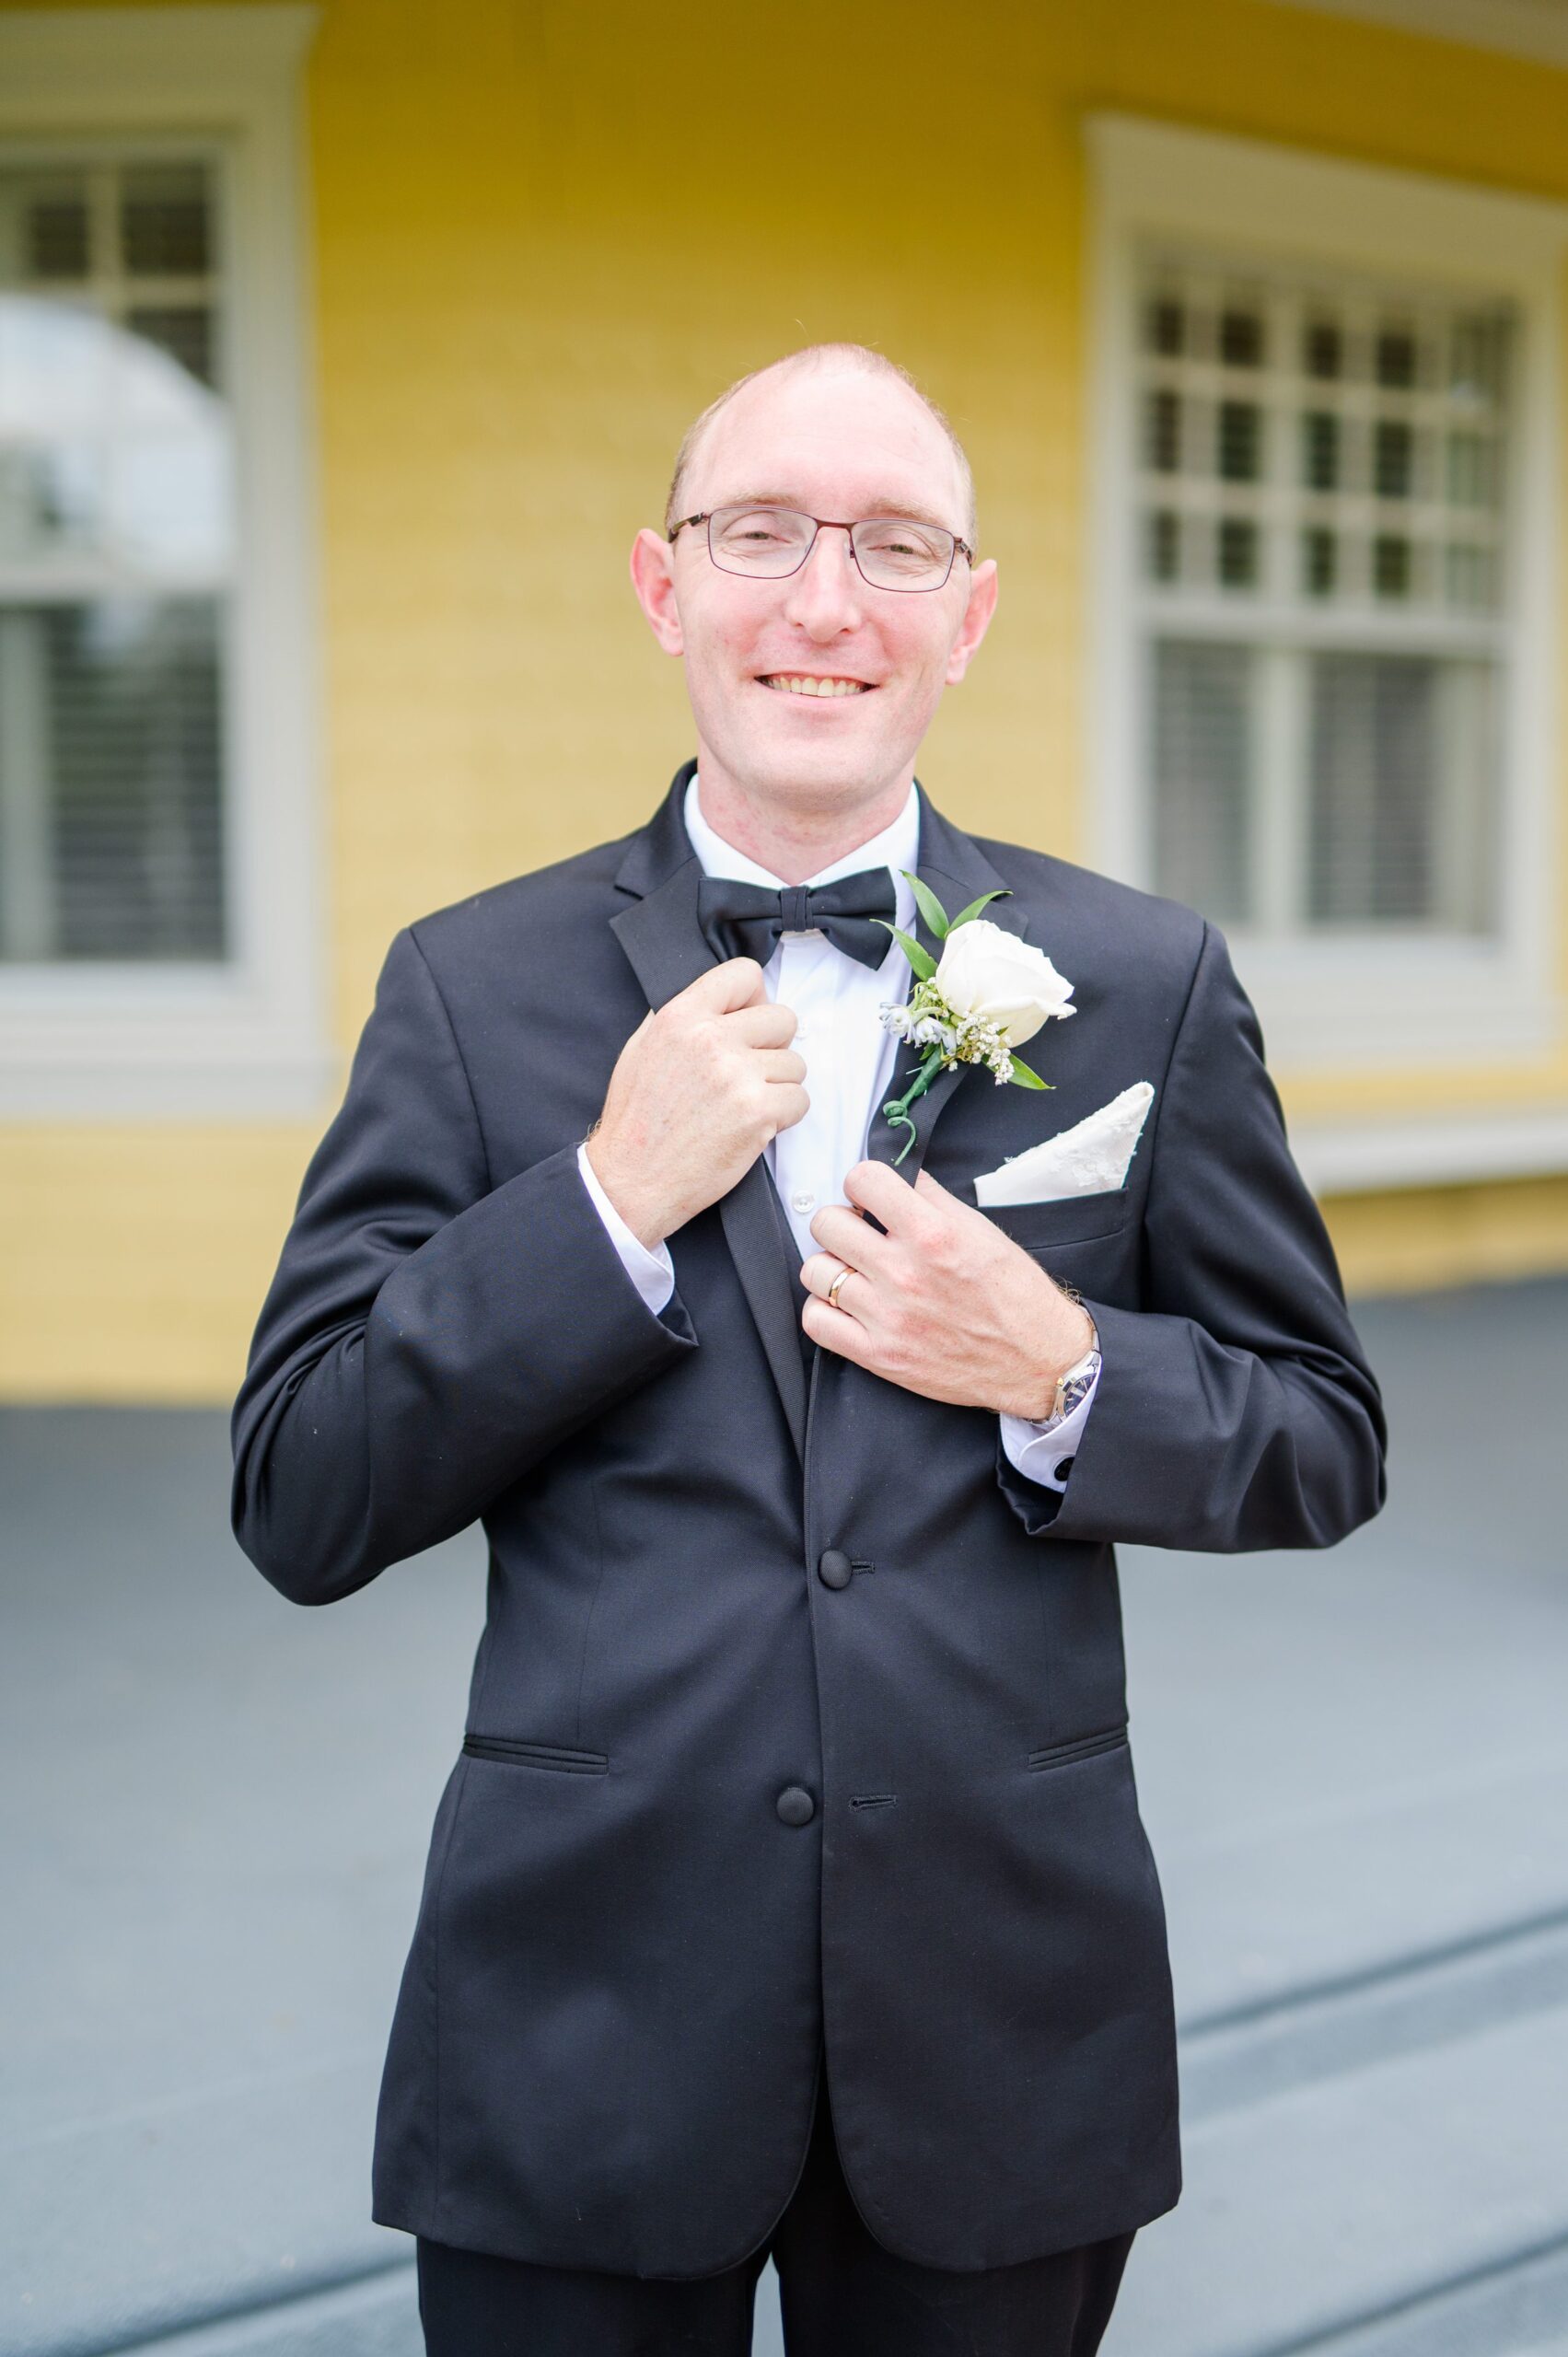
758, 673, 875, 698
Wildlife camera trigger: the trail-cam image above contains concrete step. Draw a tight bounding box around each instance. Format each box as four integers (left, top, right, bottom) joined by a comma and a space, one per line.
1156, 1749, 1568, 2040
1119, 1526, 1568, 2043
102, 2266, 785, 2357
1180, 1907, 1568, 2122
82, 2270, 419, 2357
1247, 2240, 1568, 2357
1104, 1989, 1568, 2357
4, 2052, 408, 2357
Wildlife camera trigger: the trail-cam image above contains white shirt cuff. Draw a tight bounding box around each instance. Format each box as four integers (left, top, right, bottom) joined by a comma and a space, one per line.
575, 1140, 676, 1316
998, 1360, 1100, 1492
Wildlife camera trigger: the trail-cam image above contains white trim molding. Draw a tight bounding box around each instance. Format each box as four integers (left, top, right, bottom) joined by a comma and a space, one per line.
0, 6, 327, 1119
1086, 115, 1568, 1109
1294, 1100, 1568, 1194
1260, 0, 1568, 73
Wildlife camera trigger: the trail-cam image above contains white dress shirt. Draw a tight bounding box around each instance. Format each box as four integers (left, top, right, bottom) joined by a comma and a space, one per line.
575, 773, 1099, 1490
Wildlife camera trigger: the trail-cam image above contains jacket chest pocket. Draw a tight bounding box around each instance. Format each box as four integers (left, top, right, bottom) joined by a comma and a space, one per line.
978, 1188, 1132, 1256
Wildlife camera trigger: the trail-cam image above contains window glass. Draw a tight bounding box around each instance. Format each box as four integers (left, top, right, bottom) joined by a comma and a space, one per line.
1150, 640, 1254, 924
0, 155, 230, 962
1133, 246, 1512, 936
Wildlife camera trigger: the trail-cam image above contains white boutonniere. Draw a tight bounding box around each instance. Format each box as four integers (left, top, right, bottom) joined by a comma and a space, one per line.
876, 877, 1076, 1166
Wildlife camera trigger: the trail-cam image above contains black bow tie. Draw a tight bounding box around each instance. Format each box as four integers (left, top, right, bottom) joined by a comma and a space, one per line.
696, 867, 898, 973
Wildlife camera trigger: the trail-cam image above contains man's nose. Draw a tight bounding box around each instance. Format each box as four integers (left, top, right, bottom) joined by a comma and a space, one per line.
782, 526, 865, 636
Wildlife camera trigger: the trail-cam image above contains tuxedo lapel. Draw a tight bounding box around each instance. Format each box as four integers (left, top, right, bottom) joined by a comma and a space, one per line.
607, 765, 1029, 1457
862, 793, 1028, 1184
609, 763, 810, 1463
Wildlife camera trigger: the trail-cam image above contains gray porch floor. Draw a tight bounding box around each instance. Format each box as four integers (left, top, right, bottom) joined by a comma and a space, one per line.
4, 1274, 1565, 2355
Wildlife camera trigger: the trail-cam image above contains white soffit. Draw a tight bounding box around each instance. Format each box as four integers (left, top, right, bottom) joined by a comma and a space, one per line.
1259, 0, 1568, 71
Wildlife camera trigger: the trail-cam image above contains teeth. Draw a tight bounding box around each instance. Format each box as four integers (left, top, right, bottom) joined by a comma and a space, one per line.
765, 675, 869, 697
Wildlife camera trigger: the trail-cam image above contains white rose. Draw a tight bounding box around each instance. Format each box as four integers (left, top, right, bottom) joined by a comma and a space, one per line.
933, 919, 1075, 1048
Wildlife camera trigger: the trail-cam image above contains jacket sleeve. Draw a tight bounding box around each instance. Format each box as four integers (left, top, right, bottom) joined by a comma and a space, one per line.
994, 918, 1387, 1553
230, 925, 698, 1606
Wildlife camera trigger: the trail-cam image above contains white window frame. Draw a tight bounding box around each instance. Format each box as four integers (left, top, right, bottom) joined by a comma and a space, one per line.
1086, 116, 1567, 1130
0, 5, 325, 1117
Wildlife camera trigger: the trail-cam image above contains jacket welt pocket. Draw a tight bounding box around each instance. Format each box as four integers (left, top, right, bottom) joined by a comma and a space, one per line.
462, 1735, 609, 1775
979, 1190, 1132, 1253
1027, 1726, 1129, 1772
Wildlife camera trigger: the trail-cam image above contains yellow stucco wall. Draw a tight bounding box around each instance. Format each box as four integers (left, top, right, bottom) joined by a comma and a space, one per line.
3, 0, 1567, 1400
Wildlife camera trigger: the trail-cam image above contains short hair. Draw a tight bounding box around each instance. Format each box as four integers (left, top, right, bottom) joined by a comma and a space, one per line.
663, 342, 977, 546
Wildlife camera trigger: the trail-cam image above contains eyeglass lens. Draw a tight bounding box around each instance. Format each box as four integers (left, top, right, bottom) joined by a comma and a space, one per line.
706, 505, 958, 590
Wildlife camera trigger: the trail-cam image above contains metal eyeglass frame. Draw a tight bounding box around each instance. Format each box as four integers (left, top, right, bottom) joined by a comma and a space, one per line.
668, 505, 975, 592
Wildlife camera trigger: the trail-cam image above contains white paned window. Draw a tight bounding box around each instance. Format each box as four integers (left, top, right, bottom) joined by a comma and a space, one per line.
1089, 119, 1565, 1144
0, 7, 322, 1116
1134, 254, 1511, 940
0, 156, 231, 963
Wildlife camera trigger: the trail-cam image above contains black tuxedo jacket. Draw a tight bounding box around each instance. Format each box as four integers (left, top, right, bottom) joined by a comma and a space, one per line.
231, 760, 1386, 2277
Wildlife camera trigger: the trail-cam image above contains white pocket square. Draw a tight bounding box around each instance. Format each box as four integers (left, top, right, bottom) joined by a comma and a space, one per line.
973, 1082, 1156, 1207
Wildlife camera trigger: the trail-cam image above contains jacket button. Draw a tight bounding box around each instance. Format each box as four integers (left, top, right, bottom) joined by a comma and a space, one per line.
818, 1548, 853, 1590
776, 1785, 816, 1826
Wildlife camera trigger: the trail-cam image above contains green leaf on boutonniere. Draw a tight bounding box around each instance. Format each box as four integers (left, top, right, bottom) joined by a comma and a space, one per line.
905, 873, 953, 940
874, 918, 937, 981
1006, 1055, 1052, 1090
947, 888, 1013, 929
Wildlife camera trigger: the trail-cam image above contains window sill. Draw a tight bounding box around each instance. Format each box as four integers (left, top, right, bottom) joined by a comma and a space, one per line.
0, 970, 333, 1118
1233, 935, 1561, 1070
1292, 1102, 1568, 1193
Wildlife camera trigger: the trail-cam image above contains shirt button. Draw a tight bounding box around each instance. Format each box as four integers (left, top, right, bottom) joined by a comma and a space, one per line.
1056, 1456, 1075, 1478
776, 1786, 816, 1827
790, 1190, 816, 1214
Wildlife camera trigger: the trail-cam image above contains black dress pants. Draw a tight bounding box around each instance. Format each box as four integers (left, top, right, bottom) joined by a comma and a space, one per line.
416, 2067, 1135, 2356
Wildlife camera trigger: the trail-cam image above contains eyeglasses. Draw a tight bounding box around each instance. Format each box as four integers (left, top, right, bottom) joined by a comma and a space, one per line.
668, 504, 974, 593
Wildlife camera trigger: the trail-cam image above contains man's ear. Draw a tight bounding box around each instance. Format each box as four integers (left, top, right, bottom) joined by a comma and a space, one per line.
945, 556, 998, 686
630, 528, 685, 656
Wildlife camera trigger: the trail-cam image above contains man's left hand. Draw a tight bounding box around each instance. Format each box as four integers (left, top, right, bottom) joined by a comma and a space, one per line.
800, 1161, 1095, 1420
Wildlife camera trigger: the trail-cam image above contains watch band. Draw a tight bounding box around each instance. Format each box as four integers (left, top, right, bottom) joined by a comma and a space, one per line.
1042, 1313, 1100, 1429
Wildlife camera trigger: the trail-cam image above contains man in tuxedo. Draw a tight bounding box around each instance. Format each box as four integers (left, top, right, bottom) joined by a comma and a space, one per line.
232, 342, 1387, 2355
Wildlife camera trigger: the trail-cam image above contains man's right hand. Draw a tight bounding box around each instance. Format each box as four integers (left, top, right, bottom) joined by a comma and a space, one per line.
584, 958, 808, 1250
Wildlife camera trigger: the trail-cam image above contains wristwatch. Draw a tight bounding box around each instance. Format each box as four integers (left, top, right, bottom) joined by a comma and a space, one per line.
1040, 1311, 1100, 1431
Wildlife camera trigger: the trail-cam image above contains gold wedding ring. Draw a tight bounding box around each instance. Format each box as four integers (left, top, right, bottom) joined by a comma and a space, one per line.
826, 1263, 853, 1310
